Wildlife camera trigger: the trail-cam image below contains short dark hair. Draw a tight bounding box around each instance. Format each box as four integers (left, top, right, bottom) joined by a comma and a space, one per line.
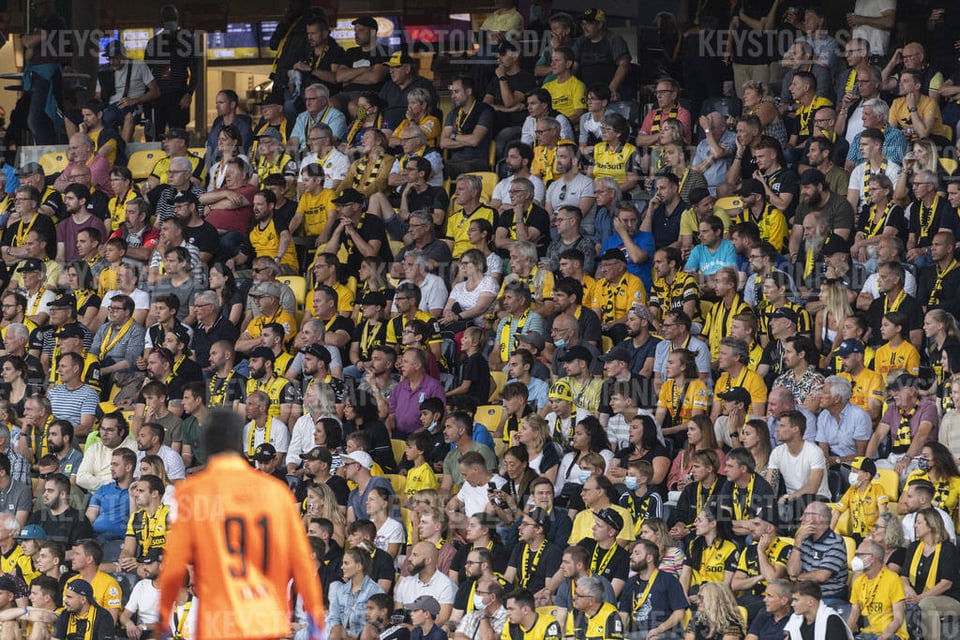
203, 409, 245, 456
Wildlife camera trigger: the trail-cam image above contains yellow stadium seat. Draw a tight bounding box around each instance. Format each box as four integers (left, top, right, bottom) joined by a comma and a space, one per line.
601, 335, 613, 353
466, 171, 498, 204
876, 469, 899, 502
385, 473, 406, 496
738, 606, 748, 626
278, 275, 307, 309
835, 510, 851, 536
940, 157, 958, 175
127, 149, 162, 180
488, 141, 496, 167
536, 605, 557, 619
389, 239, 404, 258
38, 151, 67, 176
391, 439, 407, 466
843, 535, 856, 565
188, 147, 206, 158
475, 404, 503, 435
489, 371, 507, 402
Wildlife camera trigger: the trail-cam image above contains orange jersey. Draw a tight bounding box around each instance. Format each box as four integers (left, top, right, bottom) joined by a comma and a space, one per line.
158, 455, 324, 639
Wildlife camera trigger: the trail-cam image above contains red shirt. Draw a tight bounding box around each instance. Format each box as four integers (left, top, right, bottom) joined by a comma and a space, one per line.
205, 183, 257, 234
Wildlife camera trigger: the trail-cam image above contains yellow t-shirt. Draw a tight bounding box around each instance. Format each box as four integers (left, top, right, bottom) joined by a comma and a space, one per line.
657, 378, 710, 424
98, 264, 119, 297
65, 571, 122, 613
245, 309, 298, 341
405, 461, 439, 498
589, 272, 647, 325
296, 189, 336, 236
889, 94, 953, 142
906, 470, 960, 520
306, 279, 356, 316
873, 341, 921, 377
733, 204, 788, 252
592, 141, 638, 184
830, 480, 888, 536
679, 206, 731, 239
393, 116, 440, 148
851, 568, 908, 640
841, 367, 886, 415
715, 368, 769, 408
498, 266, 555, 304
249, 218, 299, 272
531, 144, 564, 183
543, 76, 586, 120
569, 506, 636, 545
445, 205, 496, 258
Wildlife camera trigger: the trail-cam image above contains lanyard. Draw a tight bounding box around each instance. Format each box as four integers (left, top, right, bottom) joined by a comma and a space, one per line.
864, 201, 893, 238
863, 160, 887, 196
247, 419, 273, 459
209, 369, 236, 407
918, 195, 941, 241
14, 215, 38, 246
884, 289, 907, 315
590, 542, 617, 576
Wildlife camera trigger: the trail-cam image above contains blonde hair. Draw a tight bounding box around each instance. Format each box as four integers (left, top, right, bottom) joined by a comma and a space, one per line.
139, 455, 172, 487
822, 280, 853, 332
413, 488, 443, 511
698, 583, 746, 636
523, 414, 550, 453
305, 483, 346, 531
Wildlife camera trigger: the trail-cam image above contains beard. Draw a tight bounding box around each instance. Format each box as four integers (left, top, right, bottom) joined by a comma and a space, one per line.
408, 560, 425, 575
47, 441, 64, 454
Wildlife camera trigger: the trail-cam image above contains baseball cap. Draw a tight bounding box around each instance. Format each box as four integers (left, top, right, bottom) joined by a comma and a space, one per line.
357, 292, 387, 307
341, 451, 373, 470
17, 259, 43, 273
836, 339, 865, 357
526, 507, 552, 530
820, 234, 849, 256
629, 304, 654, 324
332, 188, 365, 205
248, 347, 276, 362
594, 507, 624, 532
301, 446, 332, 464
161, 127, 189, 141
55, 324, 85, 340
16, 162, 43, 178
252, 443, 277, 463
600, 345, 632, 363
770, 306, 798, 322
352, 16, 378, 29
405, 595, 441, 618
48, 292, 76, 308
250, 282, 282, 299
104, 40, 125, 57
15, 524, 46, 541
559, 344, 593, 363
302, 343, 331, 363
687, 187, 712, 205
258, 126, 283, 141
549, 380, 574, 402
599, 248, 627, 264
172, 190, 200, 206
736, 178, 765, 197
580, 8, 605, 22
717, 387, 752, 406
843, 456, 877, 476
386, 50, 414, 67
516, 332, 545, 351
260, 94, 284, 107
66, 579, 95, 603
497, 40, 519, 55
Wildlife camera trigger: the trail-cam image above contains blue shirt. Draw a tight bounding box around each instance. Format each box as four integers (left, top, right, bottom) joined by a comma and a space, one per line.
348, 476, 394, 522
326, 575, 384, 634
816, 403, 873, 458
471, 424, 495, 451
685, 239, 737, 276
846, 127, 908, 166
601, 230, 656, 292
508, 377, 549, 411
89, 482, 130, 540
291, 106, 347, 148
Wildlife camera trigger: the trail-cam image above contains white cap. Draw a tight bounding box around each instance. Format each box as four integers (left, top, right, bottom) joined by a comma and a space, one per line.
341, 451, 373, 470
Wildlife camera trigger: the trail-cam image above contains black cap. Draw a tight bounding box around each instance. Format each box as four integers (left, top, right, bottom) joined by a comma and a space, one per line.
770, 306, 798, 322
526, 507, 552, 530
252, 443, 277, 463
386, 50, 415, 67
497, 40, 519, 55
717, 386, 752, 406
687, 187, 711, 205
248, 347, 276, 362
599, 248, 627, 263
332, 188, 365, 205
17, 259, 43, 273
595, 507, 624, 532
352, 16, 378, 29
302, 343, 331, 363
737, 178, 765, 197
48, 292, 76, 308
579, 8, 606, 22
559, 344, 593, 363
16, 162, 43, 177
302, 446, 332, 464
843, 456, 877, 476
600, 345, 631, 363
357, 292, 387, 307
161, 127, 189, 141
55, 323, 85, 340
260, 94, 284, 107
820, 234, 849, 256
172, 190, 199, 206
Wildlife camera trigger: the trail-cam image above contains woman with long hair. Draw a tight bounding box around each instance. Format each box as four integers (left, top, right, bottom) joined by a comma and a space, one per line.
139, 454, 175, 505
106, 166, 140, 231
341, 128, 393, 198
895, 137, 950, 203
901, 506, 960, 638
448, 514, 508, 583
685, 582, 746, 640
342, 395, 394, 474
660, 140, 708, 203
852, 174, 905, 269
440, 249, 498, 334
924, 309, 960, 392
63, 261, 102, 329
515, 414, 561, 487
655, 348, 709, 447
609, 414, 671, 497
940, 376, 960, 459
343, 92, 393, 151
326, 547, 385, 640
740, 419, 776, 488
1, 357, 30, 419
557, 416, 614, 502
667, 415, 725, 493
208, 263, 244, 326
366, 485, 404, 559
352, 256, 393, 324
680, 504, 738, 607
870, 512, 907, 573
640, 517, 685, 575
303, 482, 346, 546
815, 279, 854, 361
488, 445, 538, 528
904, 441, 960, 521
467, 218, 502, 282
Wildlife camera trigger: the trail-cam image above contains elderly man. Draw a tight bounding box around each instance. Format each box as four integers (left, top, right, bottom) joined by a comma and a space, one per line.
637, 77, 692, 147
881, 41, 944, 98
199, 157, 257, 262
816, 376, 872, 470
288, 83, 346, 150
146, 154, 205, 226
387, 348, 446, 436
493, 177, 550, 257
189, 290, 239, 369
387, 126, 444, 190
786, 501, 849, 610
144, 128, 205, 193
392, 210, 452, 277
391, 249, 447, 317
868, 373, 938, 477
846, 539, 907, 640
692, 112, 736, 195
54, 133, 111, 195
491, 282, 543, 369
378, 49, 439, 127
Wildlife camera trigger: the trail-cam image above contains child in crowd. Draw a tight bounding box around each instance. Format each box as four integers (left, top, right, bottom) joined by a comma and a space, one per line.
97, 237, 126, 296
829, 457, 888, 543
497, 381, 531, 447
404, 431, 439, 501
448, 326, 489, 400
619, 459, 662, 537
544, 379, 590, 451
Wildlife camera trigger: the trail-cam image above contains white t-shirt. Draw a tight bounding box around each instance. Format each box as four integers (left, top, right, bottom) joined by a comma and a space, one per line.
457, 474, 506, 517
860, 269, 918, 299
768, 441, 830, 498
521, 114, 575, 146
243, 418, 291, 455
97, 60, 155, 103
903, 508, 957, 544
374, 517, 406, 550
853, 0, 896, 55
492, 174, 546, 207
125, 578, 161, 625
102, 288, 151, 311
449, 276, 499, 322
544, 172, 595, 217
392, 274, 448, 314
847, 160, 901, 209
395, 569, 456, 606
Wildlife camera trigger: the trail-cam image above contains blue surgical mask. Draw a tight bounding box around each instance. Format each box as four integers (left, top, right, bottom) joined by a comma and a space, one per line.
473, 594, 486, 610
578, 471, 590, 484
554, 339, 567, 349
624, 477, 639, 491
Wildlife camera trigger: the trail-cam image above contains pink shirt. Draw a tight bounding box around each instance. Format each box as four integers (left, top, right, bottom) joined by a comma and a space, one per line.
204, 183, 256, 234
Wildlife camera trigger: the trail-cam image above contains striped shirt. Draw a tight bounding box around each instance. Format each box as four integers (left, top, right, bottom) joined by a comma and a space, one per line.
797, 529, 849, 599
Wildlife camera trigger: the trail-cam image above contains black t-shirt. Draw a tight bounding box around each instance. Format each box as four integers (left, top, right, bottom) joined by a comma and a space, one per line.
379, 75, 440, 127
459, 352, 490, 403
507, 540, 563, 593
762, 168, 799, 221
28, 507, 93, 547
495, 204, 551, 257
856, 202, 908, 243
901, 540, 960, 601
338, 44, 390, 93
183, 220, 220, 262
484, 70, 537, 128
798, 612, 848, 640
2, 214, 57, 259
451, 541, 511, 584
337, 213, 392, 274
909, 196, 955, 244
577, 538, 629, 585
443, 102, 495, 163
618, 570, 688, 633
405, 186, 450, 219
867, 293, 924, 346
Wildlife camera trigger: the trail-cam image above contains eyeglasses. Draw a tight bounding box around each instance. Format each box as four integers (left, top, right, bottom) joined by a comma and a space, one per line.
534, 130, 550, 135
252, 267, 268, 273
108, 306, 124, 312
654, 89, 675, 95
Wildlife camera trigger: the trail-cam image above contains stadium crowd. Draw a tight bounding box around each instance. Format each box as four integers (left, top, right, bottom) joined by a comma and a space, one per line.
4, 0, 960, 638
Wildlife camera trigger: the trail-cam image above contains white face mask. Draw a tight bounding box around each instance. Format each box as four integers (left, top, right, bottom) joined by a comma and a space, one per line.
851, 556, 867, 573
473, 594, 486, 610
848, 471, 861, 487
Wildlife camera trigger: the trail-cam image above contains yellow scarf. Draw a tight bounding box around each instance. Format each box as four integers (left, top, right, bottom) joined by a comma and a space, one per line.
908, 540, 942, 592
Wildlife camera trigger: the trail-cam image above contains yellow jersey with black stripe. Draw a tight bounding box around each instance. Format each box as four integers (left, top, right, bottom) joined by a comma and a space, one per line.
385, 311, 441, 345
589, 272, 647, 325
501, 612, 562, 640
592, 141, 639, 183
296, 189, 336, 236
649, 271, 700, 323
703, 294, 750, 359
568, 601, 624, 640
249, 217, 299, 272
747, 341, 764, 371
245, 375, 298, 420
126, 504, 170, 560
686, 536, 738, 587
445, 204, 496, 258
734, 204, 788, 251
531, 143, 565, 184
